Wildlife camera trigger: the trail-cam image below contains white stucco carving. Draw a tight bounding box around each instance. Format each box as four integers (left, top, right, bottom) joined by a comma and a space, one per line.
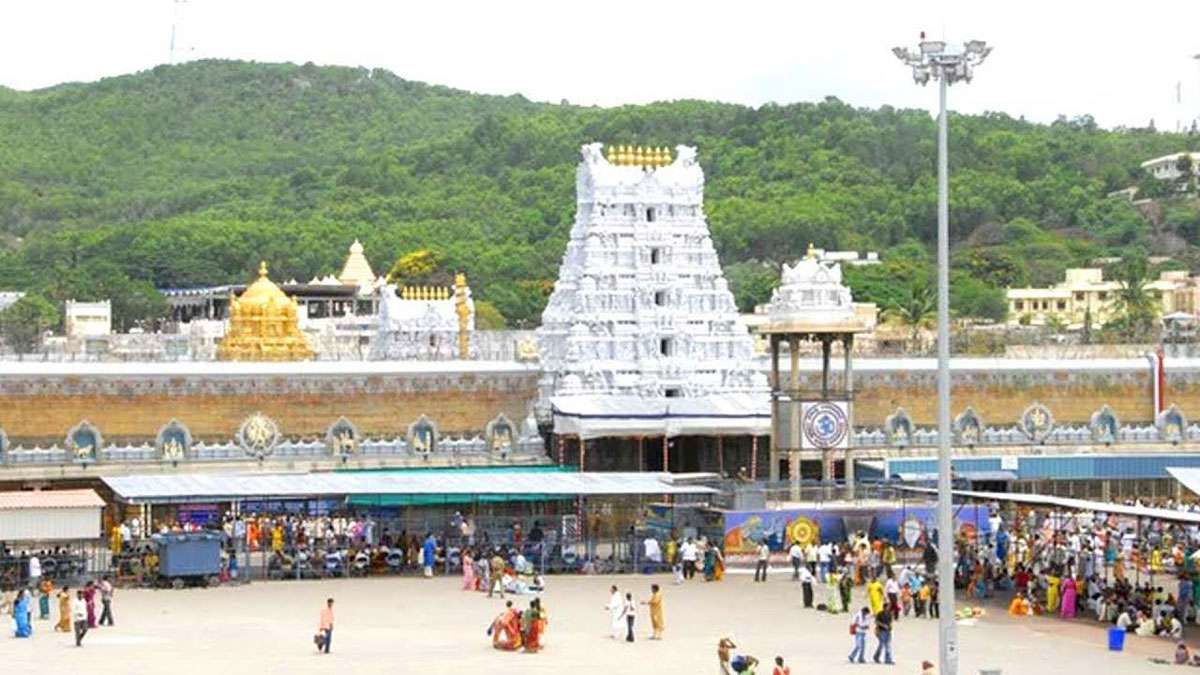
537, 143, 765, 416
767, 252, 856, 323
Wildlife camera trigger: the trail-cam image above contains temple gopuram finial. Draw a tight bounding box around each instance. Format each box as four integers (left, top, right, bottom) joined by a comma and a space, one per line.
806, 243, 817, 259
258, 260, 269, 278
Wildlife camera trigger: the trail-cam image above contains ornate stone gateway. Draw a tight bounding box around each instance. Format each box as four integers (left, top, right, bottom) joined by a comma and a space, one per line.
237, 412, 281, 459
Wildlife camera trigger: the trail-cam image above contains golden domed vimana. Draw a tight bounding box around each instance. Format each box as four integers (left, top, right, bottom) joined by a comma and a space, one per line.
216, 261, 315, 361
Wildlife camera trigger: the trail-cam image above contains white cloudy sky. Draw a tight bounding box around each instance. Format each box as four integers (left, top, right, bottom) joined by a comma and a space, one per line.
1, 0, 1198, 130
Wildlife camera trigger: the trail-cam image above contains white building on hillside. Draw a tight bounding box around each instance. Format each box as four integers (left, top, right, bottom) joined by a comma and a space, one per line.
1141, 152, 1200, 182
537, 143, 767, 448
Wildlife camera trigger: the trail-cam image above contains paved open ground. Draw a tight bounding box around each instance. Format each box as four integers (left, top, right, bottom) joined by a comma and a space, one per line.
4, 572, 1189, 674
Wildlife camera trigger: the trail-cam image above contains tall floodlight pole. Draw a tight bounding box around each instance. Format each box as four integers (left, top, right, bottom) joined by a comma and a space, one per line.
892, 37, 991, 675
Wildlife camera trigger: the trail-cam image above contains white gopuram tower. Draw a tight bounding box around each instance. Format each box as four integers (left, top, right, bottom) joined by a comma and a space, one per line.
538, 143, 767, 446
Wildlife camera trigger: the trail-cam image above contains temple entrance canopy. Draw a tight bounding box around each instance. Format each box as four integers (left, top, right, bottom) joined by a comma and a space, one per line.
761, 245, 869, 490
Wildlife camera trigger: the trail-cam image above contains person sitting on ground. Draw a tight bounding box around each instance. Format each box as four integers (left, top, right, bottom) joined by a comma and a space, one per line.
1177, 642, 1191, 665
1135, 611, 1157, 637
1117, 606, 1134, 632
921, 661, 936, 675
731, 654, 759, 674
1008, 592, 1031, 617
771, 656, 789, 675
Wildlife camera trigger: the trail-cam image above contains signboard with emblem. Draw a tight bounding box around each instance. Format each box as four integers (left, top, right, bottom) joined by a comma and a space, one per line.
800, 401, 850, 449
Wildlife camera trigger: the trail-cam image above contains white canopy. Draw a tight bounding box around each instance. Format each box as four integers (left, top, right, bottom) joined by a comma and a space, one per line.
899, 483, 1200, 525
550, 393, 770, 439
103, 470, 718, 504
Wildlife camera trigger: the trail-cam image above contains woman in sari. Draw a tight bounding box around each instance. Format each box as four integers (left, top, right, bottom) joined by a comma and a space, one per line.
462, 549, 477, 591
713, 546, 726, 581
38, 577, 53, 620
703, 546, 715, 581
825, 568, 842, 613
55, 586, 71, 632
523, 598, 546, 652
1045, 573, 1061, 613
1060, 576, 1078, 619
14, 589, 32, 637
83, 581, 97, 628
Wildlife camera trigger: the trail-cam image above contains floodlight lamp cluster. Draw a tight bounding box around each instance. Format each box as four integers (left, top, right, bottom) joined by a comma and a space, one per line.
892, 39, 992, 86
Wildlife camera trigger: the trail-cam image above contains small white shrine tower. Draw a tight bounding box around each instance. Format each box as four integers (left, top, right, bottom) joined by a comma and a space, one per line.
537, 143, 767, 473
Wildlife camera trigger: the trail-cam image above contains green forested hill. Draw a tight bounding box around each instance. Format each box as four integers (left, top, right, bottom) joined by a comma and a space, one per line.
0, 59, 1198, 329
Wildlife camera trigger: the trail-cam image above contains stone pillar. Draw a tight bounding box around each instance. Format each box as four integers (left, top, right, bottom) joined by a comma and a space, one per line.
637, 437, 645, 472
821, 336, 832, 399
844, 335, 855, 498
770, 336, 781, 482
789, 335, 800, 395
789, 449, 801, 501
662, 436, 669, 473
789, 335, 803, 499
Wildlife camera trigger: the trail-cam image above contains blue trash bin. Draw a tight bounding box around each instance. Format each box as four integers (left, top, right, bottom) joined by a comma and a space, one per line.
1108, 626, 1125, 651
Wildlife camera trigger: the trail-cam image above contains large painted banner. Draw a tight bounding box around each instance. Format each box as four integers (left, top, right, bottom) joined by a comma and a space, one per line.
722, 503, 992, 565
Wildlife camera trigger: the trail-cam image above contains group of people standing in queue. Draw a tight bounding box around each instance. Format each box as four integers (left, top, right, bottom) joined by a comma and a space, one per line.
5, 573, 115, 646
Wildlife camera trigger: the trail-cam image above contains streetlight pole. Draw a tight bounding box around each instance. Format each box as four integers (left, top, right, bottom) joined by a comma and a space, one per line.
893, 37, 991, 675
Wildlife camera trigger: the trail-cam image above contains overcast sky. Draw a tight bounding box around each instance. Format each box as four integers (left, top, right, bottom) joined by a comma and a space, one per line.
2, 0, 1199, 130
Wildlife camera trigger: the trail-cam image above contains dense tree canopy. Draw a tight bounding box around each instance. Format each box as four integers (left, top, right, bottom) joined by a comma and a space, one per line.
1, 60, 1198, 329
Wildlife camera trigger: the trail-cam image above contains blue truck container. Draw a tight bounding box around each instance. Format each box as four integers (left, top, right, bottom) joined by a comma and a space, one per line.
152, 532, 222, 587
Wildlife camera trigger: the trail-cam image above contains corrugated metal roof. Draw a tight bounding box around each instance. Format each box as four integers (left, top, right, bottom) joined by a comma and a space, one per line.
0, 489, 106, 510
103, 471, 718, 504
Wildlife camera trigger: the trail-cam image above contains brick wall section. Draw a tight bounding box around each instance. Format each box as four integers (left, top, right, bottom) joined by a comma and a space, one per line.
5, 358, 1198, 444
850, 379, 1153, 427
0, 370, 539, 445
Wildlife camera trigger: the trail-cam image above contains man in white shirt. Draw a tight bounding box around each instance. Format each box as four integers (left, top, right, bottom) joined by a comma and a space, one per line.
754, 541, 770, 582
680, 538, 698, 581
28, 554, 41, 587
72, 590, 88, 646
789, 542, 803, 580
799, 565, 815, 608
644, 536, 663, 566
817, 543, 833, 583
885, 575, 901, 620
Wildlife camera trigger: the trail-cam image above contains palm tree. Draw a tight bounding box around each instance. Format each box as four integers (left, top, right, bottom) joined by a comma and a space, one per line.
884, 281, 936, 351
1112, 252, 1159, 340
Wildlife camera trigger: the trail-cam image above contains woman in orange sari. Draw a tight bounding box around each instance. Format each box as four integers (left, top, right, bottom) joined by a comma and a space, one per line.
523, 598, 546, 652
491, 601, 522, 651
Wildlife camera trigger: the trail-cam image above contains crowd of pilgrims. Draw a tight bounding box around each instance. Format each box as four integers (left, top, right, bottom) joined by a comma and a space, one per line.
958, 502, 1200, 651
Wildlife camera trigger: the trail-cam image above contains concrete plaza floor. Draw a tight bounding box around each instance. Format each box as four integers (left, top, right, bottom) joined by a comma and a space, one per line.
4, 572, 1188, 674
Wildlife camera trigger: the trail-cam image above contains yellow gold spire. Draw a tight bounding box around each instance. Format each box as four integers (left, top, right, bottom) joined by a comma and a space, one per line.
807, 242, 817, 259
454, 272, 471, 359
217, 262, 314, 361
605, 144, 616, 163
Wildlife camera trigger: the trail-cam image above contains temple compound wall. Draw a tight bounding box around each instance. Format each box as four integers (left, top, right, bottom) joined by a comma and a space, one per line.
0, 361, 540, 446
836, 357, 1164, 427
